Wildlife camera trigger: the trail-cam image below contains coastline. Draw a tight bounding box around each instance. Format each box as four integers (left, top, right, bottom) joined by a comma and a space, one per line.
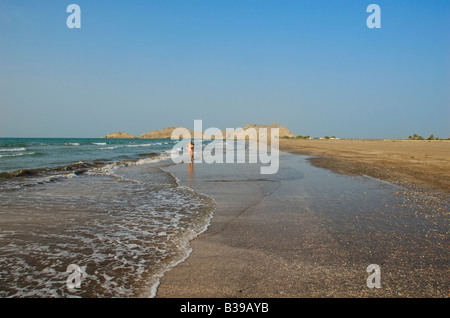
279, 139, 450, 198
155, 146, 449, 298
0, 138, 217, 297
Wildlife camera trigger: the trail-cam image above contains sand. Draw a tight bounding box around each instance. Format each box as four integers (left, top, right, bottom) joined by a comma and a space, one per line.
280, 139, 450, 196
155, 141, 449, 298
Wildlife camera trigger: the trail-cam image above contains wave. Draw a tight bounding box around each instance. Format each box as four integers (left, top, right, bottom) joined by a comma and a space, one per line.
64, 143, 80, 146
0, 151, 171, 187
135, 153, 172, 166
0, 161, 96, 179
92, 142, 107, 145
125, 144, 153, 148
0, 143, 27, 148
0, 152, 35, 158
0, 166, 216, 297
138, 152, 160, 157
0, 147, 26, 152
0, 169, 40, 178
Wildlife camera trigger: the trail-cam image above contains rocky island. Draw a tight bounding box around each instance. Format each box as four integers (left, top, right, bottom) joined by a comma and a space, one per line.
103, 131, 137, 139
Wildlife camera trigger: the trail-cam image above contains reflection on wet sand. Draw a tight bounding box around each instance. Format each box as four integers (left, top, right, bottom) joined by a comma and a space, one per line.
158, 152, 449, 297
188, 162, 194, 188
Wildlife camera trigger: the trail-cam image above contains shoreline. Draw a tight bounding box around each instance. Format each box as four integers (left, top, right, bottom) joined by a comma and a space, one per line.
279, 139, 450, 200
156, 147, 449, 298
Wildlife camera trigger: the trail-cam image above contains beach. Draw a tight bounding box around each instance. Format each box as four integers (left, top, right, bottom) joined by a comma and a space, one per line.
0, 138, 448, 297
280, 139, 450, 196
156, 140, 449, 297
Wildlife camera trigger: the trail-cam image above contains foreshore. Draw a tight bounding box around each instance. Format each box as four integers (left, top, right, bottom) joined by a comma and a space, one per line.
155, 140, 449, 298
279, 139, 450, 197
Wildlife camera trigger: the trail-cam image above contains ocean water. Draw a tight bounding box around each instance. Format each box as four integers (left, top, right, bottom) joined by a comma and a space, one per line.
0, 138, 216, 297
0, 138, 179, 177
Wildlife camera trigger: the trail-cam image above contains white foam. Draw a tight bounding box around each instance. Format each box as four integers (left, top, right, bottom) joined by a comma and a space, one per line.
99, 146, 119, 150
134, 154, 171, 165
0, 147, 26, 152
86, 162, 120, 175
125, 143, 153, 147
0, 152, 35, 158
31, 172, 77, 185
92, 142, 107, 145
0, 151, 217, 298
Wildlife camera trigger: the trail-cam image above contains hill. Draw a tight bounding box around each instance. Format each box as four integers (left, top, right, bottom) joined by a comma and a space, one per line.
103, 131, 137, 139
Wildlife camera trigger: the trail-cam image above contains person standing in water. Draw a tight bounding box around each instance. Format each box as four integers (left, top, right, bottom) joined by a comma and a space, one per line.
186, 139, 194, 162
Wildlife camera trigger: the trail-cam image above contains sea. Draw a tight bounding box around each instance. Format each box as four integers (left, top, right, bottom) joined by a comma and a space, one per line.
0, 138, 216, 297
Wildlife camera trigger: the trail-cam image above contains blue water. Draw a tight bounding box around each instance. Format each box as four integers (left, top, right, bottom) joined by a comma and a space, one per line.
0, 137, 216, 297
0, 138, 179, 175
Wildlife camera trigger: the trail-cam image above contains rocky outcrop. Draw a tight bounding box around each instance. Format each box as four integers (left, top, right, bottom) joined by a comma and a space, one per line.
140, 127, 210, 139
140, 127, 186, 139
222, 123, 295, 140
103, 131, 137, 139
245, 123, 295, 138
104, 123, 294, 140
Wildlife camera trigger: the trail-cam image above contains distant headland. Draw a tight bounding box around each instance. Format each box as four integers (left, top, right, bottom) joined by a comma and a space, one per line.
103, 123, 295, 139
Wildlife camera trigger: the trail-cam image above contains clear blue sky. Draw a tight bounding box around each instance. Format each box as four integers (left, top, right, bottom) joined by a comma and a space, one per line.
0, 0, 449, 138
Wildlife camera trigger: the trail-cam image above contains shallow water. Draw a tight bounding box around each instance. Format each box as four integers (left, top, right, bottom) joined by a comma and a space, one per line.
0, 142, 216, 297
162, 152, 449, 297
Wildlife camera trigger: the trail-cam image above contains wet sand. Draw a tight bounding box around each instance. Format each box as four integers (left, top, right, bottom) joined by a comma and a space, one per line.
156, 150, 449, 298
280, 139, 450, 197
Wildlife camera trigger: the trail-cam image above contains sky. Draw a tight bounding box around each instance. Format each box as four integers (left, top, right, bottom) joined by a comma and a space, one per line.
0, 0, 449, 139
